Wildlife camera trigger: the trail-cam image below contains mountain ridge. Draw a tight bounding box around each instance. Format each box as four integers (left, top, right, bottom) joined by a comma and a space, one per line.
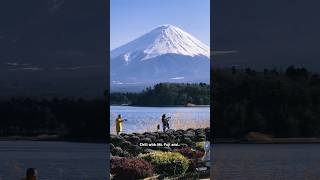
111, 24, 210, 62
110, 24, 210, 91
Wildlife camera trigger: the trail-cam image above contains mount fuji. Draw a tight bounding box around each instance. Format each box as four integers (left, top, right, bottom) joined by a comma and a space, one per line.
110, 24, 210, 91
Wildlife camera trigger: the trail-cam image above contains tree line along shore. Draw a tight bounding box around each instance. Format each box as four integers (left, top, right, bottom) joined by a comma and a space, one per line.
1, 65, 320, 142
0, 98, 106, 140
110, 83, 210, 106
213, 66, 320, 140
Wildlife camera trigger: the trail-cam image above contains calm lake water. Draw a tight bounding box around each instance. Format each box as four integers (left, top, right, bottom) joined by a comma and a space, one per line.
212, 144, 320, 180
0, 141, 107, 180
110, 106, 210, 134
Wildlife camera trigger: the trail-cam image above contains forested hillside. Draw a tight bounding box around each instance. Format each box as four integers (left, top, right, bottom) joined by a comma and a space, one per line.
110, 83, 210, 106
213, 66, 320, 138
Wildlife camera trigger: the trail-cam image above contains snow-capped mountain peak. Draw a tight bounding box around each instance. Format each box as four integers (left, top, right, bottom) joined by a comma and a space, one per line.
111, 24, 210, 62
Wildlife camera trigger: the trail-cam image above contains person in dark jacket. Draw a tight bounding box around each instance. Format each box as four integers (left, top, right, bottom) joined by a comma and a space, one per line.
161, 114, 170, 132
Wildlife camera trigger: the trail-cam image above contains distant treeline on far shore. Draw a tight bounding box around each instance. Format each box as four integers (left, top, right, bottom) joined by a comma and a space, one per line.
214, 66, 320, 138
110, 83, 210, 106
0, 98, 106, 140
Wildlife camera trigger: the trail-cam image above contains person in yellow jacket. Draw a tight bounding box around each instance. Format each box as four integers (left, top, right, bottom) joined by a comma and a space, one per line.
116, 114, 125, 135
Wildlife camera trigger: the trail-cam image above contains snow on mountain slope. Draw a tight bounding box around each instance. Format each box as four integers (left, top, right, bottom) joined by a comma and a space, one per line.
111, 24, 210, 62
110, 24, 210, 91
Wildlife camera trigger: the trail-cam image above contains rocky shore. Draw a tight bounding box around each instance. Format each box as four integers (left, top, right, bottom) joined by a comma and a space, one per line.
110, 128, 210, 157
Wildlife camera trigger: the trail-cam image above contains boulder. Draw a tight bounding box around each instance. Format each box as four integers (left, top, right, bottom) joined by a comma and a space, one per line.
140, 138, 152, 144
111, 135, 124, 147
112, 147, 123, 156
161, 146, 172, 152
166, 129, 175, 134
121, 141, 132, 150
121, 150, 131, 157
143, 148, 154, 154
128, 136, 140, 144
182, 137, 192, 145
128, 144, 142, 156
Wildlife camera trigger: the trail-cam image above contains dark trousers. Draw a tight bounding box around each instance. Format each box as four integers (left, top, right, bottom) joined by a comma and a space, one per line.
163, 123, 170, 132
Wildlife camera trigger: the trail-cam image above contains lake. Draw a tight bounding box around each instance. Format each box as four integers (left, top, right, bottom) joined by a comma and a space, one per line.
0, 141, 107, 180
212, 144, 320, 179
110, 106, 210, 134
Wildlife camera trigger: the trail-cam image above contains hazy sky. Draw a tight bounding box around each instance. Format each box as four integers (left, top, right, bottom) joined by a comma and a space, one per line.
110, 0, 210, 50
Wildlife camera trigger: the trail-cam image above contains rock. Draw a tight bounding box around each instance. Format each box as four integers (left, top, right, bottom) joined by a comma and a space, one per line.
186, 131, 195, 136
161, 146, 172, 152
186, 128, 195, 132
182, 137, 192, 145
110, 143, 115, 150
157, 132, 164, 136
111, 136, 124, 147
128, 136, 140, 144
147, 135, 157, 142
121, 141, 132, 150
176, 129, 185, 135
173, 139, 181, 144
143, 148, 154, 154
112, 147, 123, 156
159, 134, 169, 141
138, 134, 145, 138
120, 133, 128, 137
169, 135, 177, 143
196, 134, 206, 141
150, 132, 159, 137
195, 129, 205, 135
122, 135, 130, 139
143, 132, 153, 136
140, 138, 152, 144
184, 134, 195, 141
166, 129, 175, 134
175, 135, 183, 141
121, 150, 131, 157
128, 144, 142, 156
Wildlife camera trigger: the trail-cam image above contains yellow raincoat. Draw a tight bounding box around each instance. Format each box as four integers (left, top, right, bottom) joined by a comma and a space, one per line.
116, 117, 124, 134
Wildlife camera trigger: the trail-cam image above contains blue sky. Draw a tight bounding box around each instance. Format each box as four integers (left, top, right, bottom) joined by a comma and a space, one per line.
110, 0, 210, 50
